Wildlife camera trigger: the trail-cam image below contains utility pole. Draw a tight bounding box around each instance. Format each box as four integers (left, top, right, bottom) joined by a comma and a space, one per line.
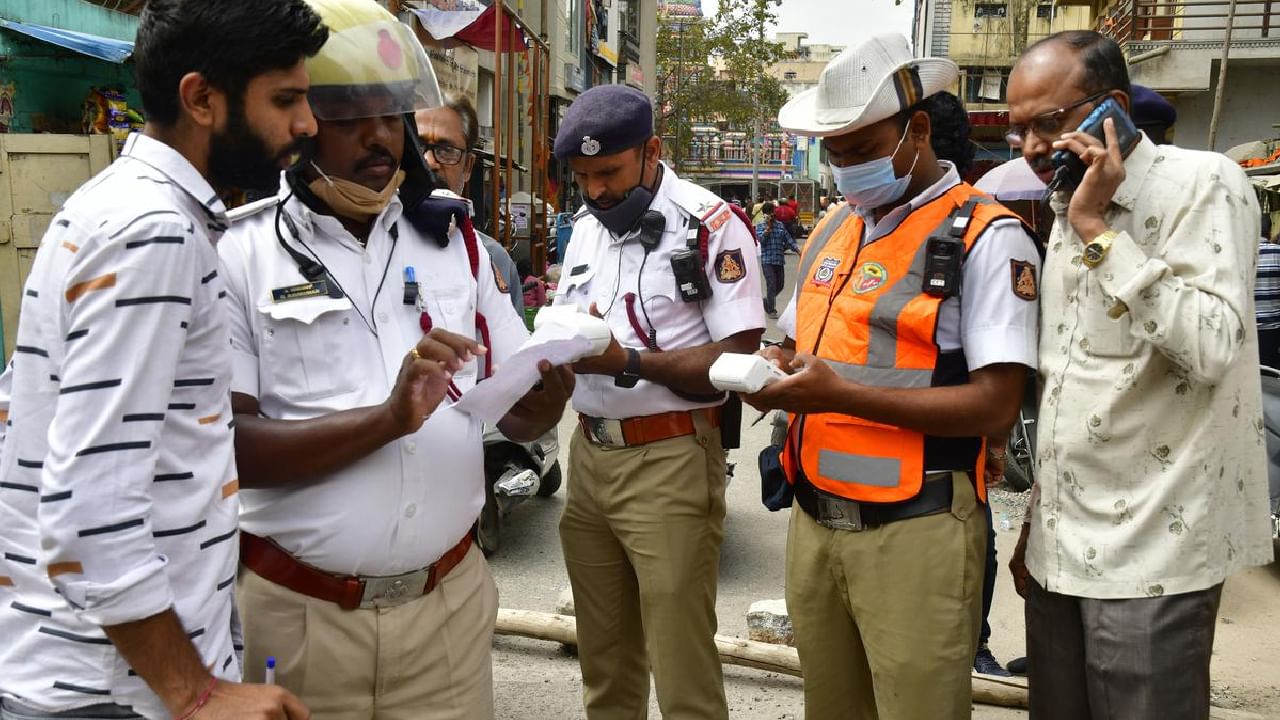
673, 21, 687, 173
1207, 0, 1240, 150
749, 0, 765, 203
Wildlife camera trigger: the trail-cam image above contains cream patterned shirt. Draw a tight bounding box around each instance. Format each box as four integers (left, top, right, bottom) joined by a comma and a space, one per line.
1028, 136, 1275, 599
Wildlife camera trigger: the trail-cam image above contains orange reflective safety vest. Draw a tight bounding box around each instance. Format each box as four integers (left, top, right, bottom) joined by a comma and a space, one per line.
782, 183, 1024, 504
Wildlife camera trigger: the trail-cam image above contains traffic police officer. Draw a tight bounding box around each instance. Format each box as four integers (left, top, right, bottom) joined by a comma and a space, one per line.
553, 84, 765, 720
218, 1, 570, 717
743, 34, 1041, 719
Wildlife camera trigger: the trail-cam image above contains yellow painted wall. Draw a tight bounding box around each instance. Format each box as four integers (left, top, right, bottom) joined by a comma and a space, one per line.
948, 1, 1095, 66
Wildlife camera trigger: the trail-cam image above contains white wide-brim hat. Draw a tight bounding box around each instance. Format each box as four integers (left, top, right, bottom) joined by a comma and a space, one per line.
778, 33, 959, 138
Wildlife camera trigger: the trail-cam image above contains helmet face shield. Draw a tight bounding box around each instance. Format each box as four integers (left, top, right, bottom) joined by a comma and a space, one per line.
305, 0, 442, 121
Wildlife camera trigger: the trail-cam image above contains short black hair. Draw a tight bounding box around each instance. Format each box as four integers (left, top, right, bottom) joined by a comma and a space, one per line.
1026, 30, 1131, 100
924, 91, 975, 177
134, 0, 328, 127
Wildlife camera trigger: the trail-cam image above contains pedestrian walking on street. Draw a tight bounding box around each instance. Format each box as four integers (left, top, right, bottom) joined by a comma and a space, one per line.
219, 2, 570, 717
1006, 30, 1273, 720
553, 83, 765, 720
756, 202, 798, 319
0, 2, 326, 718
745, 33, 1041, 720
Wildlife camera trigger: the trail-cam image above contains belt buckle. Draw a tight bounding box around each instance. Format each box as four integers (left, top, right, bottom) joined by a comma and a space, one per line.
818, 497, 865, 532
360, 568, 430, 609
586, 417, 626, 447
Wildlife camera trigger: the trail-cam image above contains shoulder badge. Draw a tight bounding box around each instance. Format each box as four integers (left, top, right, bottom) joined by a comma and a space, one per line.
714, 249, 746, 283
493, 263, 510, 294
1011, 259, 1037, 301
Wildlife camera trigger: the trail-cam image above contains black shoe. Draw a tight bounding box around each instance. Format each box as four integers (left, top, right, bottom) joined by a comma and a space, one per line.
1006, 656, 1028, 676
767, 310, 779, 319
973, 644, 1011, 677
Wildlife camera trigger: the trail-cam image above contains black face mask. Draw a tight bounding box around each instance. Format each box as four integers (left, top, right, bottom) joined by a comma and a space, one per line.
207, 96, 301, 195
584, 153, 659, 236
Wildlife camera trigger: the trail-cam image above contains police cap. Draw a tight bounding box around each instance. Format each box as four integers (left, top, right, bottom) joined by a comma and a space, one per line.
553, 84, 654, 161
1130, 84, 1176, 129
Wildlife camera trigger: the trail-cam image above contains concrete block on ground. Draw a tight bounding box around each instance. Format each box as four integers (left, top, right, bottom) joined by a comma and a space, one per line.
747, 598, 793, 646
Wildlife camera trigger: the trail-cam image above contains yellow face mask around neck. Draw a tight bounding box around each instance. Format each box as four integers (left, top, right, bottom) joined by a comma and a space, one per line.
307, 163, 406, 222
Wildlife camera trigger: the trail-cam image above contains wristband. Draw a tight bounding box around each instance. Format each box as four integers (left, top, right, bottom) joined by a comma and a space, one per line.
176, 676, 218, 720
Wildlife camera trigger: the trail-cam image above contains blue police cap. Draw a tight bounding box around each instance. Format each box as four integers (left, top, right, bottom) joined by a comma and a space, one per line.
554, 84, 654, 161
1131, 85, 1176, 128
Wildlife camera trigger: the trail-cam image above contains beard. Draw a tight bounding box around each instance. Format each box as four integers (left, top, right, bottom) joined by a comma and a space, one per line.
207, 100, 301, 195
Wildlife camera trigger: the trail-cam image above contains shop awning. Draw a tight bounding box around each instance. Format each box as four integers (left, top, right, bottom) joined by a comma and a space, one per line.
410, 6, 528, 53
0, 18, 134, 63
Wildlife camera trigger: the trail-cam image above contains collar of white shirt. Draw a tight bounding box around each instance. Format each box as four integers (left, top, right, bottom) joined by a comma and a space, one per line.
276, 174, 405, 250
122, 132, 228, 224
854, 160, 961, 243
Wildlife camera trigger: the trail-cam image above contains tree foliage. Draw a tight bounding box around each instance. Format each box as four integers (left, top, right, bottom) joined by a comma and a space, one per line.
656, 0, 789, 171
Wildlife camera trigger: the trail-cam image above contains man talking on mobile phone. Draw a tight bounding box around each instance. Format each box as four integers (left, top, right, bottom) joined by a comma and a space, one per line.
1006, 30, 1273, 720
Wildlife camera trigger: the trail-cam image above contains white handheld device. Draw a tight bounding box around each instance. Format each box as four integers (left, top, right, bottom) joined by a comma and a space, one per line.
708, 353, 790, 394
533, 305, 612, 357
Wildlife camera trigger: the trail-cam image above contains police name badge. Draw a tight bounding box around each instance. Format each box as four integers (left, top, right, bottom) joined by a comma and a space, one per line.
271, 279, 331, 303
581, 136, 601, 156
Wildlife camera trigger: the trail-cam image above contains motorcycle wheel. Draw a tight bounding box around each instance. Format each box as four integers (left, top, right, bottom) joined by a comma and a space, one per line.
477, 480, 502, 556
537, 461, 562, 497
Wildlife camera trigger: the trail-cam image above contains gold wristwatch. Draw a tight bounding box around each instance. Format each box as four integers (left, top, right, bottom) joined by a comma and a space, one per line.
1082, 230, 1118, 269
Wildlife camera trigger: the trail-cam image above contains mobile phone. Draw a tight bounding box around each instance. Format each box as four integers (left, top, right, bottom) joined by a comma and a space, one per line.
1050, 97, 1141, 189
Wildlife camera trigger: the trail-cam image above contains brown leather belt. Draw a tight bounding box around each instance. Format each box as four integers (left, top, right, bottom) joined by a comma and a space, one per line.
578, 407, 721, 448
240, 531, 473, 610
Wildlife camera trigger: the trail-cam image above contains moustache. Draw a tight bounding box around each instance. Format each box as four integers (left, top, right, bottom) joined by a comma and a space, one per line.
356, 149, 396, 171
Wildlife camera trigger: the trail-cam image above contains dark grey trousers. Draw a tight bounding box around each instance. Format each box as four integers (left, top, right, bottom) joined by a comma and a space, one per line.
1026, 578, 1224, 720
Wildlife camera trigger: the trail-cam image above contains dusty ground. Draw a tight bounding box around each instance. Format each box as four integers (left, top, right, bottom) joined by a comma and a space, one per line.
488, 255, 1280, 718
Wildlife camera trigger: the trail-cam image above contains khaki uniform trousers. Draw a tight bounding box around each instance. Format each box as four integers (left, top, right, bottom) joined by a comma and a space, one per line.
560, 412, 728, 720
786, 471, 986, 720
237, 544, 498, 720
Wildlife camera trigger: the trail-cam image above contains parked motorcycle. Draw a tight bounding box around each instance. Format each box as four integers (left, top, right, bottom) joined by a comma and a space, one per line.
478, 425, 562, 555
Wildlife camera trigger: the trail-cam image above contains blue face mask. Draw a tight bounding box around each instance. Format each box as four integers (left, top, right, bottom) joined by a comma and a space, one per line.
831, 129, 918, 210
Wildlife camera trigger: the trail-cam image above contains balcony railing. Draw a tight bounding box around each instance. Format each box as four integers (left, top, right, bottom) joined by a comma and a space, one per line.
1098, 0, 1278, 51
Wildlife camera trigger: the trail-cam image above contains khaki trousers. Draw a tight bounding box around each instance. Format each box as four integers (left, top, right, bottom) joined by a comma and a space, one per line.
560, 414, 728, 720
786, 472, 986, 720
237, 544, 498, 720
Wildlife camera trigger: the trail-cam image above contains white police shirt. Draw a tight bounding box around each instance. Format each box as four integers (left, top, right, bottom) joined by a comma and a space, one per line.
218, 181, 527, 576
778, 162, 1040, 372
555, 163, 766, 419
0, 133, 241, 717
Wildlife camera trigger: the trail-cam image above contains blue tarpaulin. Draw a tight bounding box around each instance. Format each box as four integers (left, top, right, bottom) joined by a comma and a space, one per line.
0, 18, 133, 64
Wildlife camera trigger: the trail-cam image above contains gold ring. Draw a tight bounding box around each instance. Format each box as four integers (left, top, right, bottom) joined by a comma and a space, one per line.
410, 347, 422, 361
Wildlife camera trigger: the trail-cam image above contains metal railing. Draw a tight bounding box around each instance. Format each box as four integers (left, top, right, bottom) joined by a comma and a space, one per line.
1098, 0, 1278, 50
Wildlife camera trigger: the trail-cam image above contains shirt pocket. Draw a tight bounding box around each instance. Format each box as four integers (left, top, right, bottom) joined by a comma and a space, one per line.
423, 285, 479, 387
559, 264, 597, 311
1081, 278, 1137, 358
256, 297, 363, 402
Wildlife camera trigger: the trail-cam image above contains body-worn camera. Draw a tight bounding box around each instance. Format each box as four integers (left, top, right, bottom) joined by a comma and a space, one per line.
673, 216, 713, 302
923, 235, 963, 298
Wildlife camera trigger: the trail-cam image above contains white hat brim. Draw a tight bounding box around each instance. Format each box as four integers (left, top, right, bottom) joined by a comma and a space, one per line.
778, 57, 959, 138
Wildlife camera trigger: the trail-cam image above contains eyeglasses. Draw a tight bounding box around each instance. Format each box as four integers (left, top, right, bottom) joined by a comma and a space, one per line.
1005, 90, 1111, 147
423, 142, 467, 166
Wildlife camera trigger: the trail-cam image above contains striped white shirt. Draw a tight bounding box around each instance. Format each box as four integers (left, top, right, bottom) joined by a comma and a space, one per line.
0, 133, 242, 717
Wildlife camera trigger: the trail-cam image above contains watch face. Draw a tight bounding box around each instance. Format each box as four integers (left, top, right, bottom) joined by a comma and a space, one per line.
1085, 244, 1104, 265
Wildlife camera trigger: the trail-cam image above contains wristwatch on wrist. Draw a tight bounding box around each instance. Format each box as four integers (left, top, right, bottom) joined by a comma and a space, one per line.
1082, 230, 1118, 269
614, 348, 642, 388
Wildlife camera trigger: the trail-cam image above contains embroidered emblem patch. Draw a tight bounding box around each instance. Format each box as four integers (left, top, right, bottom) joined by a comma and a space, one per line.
706, 209, 731, 232
812, 256, 840, 287
493, 263, 510, 294
1011, 259, 1038, 301
715, 249, 746, 283
851, 262, 888, 295
581, 136, 601, 156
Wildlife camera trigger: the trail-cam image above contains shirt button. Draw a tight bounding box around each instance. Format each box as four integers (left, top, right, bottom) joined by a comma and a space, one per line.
378, 311, 390, 323
404, 440, 417, 454
364, 254, 373, 265
404, 504, 417, 518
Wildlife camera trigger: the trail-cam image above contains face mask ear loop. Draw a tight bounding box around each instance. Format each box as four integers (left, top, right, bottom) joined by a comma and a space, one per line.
892, 126, 919, 178
310, 162, 336, 188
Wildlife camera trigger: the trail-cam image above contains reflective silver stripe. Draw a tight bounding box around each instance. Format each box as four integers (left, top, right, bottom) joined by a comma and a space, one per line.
818, 450, 901, 487
827, 360, 934, 388
797, 205, 853, 285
